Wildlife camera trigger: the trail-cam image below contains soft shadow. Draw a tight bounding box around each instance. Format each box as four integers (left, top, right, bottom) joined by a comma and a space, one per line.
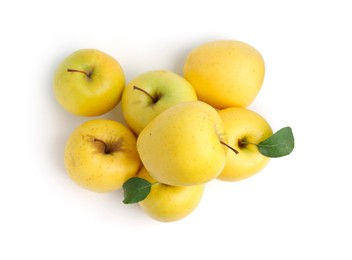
49, 132, 69, 173
103, 102, 126, 124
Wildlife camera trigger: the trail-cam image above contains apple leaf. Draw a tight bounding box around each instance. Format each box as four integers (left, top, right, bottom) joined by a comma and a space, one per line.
257, 127, 294, 158
122, 177, 152, 204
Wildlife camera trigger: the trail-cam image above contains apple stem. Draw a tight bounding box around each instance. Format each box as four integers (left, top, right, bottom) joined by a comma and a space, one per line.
220, 141, 239, 154
67, 68, 92, 78
93, 138, 109, 154
238, 140, 256, 147
133, 86, 157, 103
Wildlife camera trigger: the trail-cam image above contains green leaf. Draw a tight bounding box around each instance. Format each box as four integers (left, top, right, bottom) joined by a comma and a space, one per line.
258, 127, 295, 158
122, 177, 152, 204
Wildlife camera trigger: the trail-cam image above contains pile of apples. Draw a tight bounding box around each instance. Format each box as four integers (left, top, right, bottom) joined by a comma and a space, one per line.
53, 40, 294, 222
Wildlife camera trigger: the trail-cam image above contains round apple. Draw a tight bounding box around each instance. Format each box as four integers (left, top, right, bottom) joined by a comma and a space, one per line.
137, 167, 205, 222
64, 119, 141, 192
121, 70, 197, 135
217, 107, 273, 181
53, 49, 125, 116
137, 100, 228, 186
183, 40, 265, 108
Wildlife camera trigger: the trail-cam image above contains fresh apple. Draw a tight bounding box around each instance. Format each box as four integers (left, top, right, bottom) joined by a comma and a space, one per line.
53, 49, 125, 116
137, 167, 205, 222
217, 107, 273, 181
121, 70, 197, 135
64, 119, 141, 192
137, 100, 228, 186
183, 40, 265, 109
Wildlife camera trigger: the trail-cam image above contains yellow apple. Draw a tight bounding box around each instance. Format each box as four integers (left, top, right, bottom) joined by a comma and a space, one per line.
53, 49, 125, 116
121, 70, 197, 135
183, 40, 265, 108
64, 119, 141, 192
137, 100, 228, 186
137, 167, 205, 222
217, 107, 273, 181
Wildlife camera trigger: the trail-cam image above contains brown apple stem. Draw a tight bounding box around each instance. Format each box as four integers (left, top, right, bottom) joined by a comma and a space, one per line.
93, 138, 108, 154
67, 68, 91, 77
133, 86, 156, 103
238, 140, 256, 148
220, 141, 239, 154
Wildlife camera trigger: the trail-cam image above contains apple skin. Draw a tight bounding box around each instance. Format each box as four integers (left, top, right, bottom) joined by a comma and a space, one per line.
121, 70, 197, 135
183, 40, 265, 109
137, 167, 205, 222
137, 100, 227, 186
217, 107, 273, 181
64, 119, 141, 192
53, 49, 125, 116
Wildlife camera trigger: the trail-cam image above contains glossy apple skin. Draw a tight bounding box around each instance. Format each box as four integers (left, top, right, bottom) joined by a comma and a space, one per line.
121, 70, 197, 135
184, 40, 265, 109
137, 100, 227, 186
217, 107, 273, 181
53, 49, 125, 116
64, 119, 141, 192
137, 167, 205, 222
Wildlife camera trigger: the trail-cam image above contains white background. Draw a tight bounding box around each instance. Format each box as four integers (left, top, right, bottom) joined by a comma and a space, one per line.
1, 0, 351, 259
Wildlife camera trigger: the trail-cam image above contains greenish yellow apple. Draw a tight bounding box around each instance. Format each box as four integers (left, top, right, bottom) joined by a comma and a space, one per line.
137, 167, 205, 222
53, 49, 125, 116
64, 119, 141, 192
217, 107, 273, 181
183, 40, 265, 109
137, 100, 228, 186
121, 70, 197, 135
